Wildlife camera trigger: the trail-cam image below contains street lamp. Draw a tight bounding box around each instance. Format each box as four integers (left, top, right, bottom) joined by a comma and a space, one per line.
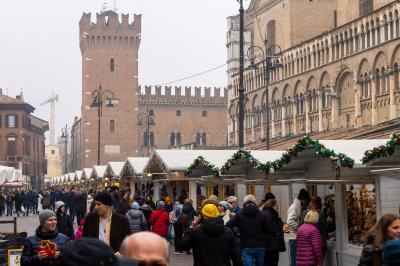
137, 108, 156, 156
90, 84, 117, 165
61, 124, 69, 174
237, 0, 245, 148
247, 39, 283, 150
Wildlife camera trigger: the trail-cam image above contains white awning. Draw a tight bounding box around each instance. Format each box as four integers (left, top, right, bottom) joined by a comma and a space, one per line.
125, 157, 149, 175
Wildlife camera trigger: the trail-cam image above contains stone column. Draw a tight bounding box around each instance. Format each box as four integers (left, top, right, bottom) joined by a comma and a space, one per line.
188, 181, 197, 208
228, 116, 233, 146
251, 112, 255, 142
305, 94, 311, 133
281, 103, 287, 137
234, 117, 239, 145
371, 74, 377, 126
293, 99, 298, 135
260, 109, 265, 139
271, 107, 276, 138
389, 69, 396, 120
355, 79, 362, 127
153, 182, 160, 202
331, 91, 339, 128
255, 185, 265, 203
318, 92, 323, 132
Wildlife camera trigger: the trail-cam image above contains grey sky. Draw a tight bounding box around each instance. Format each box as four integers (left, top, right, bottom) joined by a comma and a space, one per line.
0, 0, 249, 144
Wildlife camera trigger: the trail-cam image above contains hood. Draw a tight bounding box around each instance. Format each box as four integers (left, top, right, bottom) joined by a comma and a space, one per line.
127, 209, 143, 218
201, 217, 225, 236
35, 226, 58, 240
182, 203, 194, 213
242, 202, 259, 216
140, 204, 152, 211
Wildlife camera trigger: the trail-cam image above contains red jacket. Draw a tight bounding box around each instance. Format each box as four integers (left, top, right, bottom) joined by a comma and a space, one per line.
149, 209, 169, 237
296, 223, 323, 266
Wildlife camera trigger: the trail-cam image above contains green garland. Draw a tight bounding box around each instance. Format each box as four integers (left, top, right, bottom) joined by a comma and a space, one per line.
362, 133, 400, 164
220, 150, 270, 175
270, 135, 355, 171
184, 156, 220, 177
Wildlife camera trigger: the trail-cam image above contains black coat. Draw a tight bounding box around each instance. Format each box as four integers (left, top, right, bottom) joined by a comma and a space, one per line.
56, 211, 74, 239
181, 217, 243, 266
226, 202, 267, 249
82, 211, 131, 252
262, 207, 286, 252
21, 227, 70, 266
73, 194, 87, 213
358, 244, 383, 266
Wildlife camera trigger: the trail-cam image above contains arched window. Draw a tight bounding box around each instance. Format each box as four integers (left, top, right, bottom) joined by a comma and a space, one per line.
110, 58, 115, 72
109, 119, 115, 134
170, 132, 181, 147
144, 132, 155, 147
359, 0, 373, 17
196, 132, 207, 146
266, 20, 276, 54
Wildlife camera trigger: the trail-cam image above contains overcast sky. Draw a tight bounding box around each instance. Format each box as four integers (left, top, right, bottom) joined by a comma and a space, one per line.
0, 0, 250, 144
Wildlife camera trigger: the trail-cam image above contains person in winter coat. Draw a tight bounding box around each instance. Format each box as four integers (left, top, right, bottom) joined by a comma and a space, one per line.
0, 193, 5, 216
126, 202, 147, 233
21, 210, 70, 266
261, 199, 286, 266
181, 203, 243, 266
218, 201, 233, 225
41, 191, 51, 210
226, 195, 267, 266
6, 192, 14, 216
287, 189, 311, 266
74, 218, 85, 240
295, 210, 323, 266
14, 191, 23, 217
181, 199, 197, 234
55, 201, 74, 239
358, 213, 400, 266
149, 201, 169, 238
82, 192, 131, 252
73, 192, 87, 224
382, 240, 400, 266
139, 199, 153, 231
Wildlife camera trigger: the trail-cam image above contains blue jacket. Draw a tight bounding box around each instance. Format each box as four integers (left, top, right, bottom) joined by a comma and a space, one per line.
21, 227, 70, 266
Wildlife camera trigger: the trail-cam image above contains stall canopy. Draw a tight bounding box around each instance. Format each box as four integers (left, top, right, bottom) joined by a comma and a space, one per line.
92, 165, 107, 180
105, 162, 125, 178
76, 170, 84, 181
83, 168, 94, 180
0, 165, 23, 185
122, 157, 149, 178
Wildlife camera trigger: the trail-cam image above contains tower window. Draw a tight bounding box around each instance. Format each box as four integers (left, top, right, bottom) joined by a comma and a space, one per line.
110, 119, 115, 134
202, 111, 207, 117
196, 132, 207, 146
110, 58, 115, 72
176, 110, 181, 117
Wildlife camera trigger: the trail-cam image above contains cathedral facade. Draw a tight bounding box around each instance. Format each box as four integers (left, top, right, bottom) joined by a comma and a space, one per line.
227, 0, 400, 147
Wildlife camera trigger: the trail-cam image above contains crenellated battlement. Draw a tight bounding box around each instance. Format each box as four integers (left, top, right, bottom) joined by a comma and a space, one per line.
79, 11, 141, 53
138, 85, 227, 107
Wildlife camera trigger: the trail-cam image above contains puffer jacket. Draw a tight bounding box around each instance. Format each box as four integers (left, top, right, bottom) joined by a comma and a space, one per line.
21, 227, 70, 266
149, 208, 169, 237
126, 209, 147, 233
358, 244, 383, 266
296, 223, 323, 266
287, 198, 302, 238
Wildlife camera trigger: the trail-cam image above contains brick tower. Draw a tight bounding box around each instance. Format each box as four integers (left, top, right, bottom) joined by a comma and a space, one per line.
79, 11, 141, 167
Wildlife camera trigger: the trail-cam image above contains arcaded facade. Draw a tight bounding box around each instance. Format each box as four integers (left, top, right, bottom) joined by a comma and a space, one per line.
227, 0, 400, 146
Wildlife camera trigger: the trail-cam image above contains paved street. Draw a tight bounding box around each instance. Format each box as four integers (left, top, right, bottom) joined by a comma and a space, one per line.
0, 214, 193, 266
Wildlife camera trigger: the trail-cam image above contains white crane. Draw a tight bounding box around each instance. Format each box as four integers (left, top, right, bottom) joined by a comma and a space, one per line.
40, 91, 59, 145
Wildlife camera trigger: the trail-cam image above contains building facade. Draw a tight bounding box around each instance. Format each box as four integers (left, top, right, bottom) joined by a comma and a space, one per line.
72, 10, 228, 169
45, 144, 62, 178
227, 0, 400, 147
0, 89, 48, 188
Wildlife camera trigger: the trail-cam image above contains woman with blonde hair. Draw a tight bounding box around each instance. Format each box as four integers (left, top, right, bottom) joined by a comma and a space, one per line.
296, 210, 323, 266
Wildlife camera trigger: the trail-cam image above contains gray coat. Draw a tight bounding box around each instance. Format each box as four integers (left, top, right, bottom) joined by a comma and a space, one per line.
126, 209, 147, 233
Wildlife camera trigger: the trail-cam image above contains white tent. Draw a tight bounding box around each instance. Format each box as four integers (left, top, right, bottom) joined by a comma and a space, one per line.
125, 157, 149, 175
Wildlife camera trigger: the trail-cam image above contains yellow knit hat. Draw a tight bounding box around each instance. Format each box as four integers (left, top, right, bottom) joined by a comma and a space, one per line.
201, 203, 219, 219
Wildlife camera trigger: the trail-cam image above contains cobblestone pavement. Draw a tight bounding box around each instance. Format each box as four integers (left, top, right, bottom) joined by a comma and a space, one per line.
0, 214, 193, 266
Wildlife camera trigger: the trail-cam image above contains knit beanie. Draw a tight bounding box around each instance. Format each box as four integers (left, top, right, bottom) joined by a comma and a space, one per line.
131, 202, 139, 210
39, 210, 56, 225
55, 201, 65, 210
157, 200, 165, 209
201, 204, 219, 219
219, 201, 231, 212
383, 240, 400, 266
94, 192, 112, 206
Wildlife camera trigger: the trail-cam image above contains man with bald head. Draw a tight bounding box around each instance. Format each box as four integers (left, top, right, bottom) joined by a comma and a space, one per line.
120, 232, 169, 266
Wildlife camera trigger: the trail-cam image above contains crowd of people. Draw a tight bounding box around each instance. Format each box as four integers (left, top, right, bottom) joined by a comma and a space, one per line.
1, 187, 399, 266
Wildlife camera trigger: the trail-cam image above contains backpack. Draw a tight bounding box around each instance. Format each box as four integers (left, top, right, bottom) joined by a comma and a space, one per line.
179, 213, 189, 227
169, 211, 177, 224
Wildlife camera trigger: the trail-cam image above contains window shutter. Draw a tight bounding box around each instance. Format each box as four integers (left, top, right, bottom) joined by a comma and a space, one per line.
15, 115, 18, 128
6, 115, 9, 127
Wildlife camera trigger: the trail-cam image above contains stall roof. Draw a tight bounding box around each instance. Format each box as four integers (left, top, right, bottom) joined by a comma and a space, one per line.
320, 139, 388, 167
93, 165, 107, 179
68, 173, 76, 181
76, 170, 84, 180
83, 168, 94, 179
107, 162, 125, 177
125, 157, 149, 174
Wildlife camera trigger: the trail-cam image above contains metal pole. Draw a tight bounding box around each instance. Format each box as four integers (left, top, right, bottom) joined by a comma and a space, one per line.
97, 85, 102, 166
146, 108, 150, 157
238, 0, 245, 148
264, 41, 270, 150
64, 126, 68, 173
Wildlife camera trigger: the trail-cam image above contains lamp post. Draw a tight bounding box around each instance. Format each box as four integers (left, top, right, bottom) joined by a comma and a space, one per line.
90, 84, 117, 165
247, 39, 283, 150
137, 108, 156, 156
237, 0, 245, 148
61, 124, 69, 174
